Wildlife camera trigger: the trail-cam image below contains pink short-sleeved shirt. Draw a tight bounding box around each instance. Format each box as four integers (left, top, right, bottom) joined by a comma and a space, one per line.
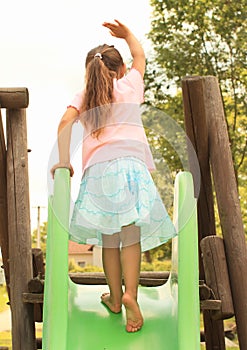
68, 68, 155, 174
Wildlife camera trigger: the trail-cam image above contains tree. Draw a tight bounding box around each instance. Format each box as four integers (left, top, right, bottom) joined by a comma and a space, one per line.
32, 221, 47, 254
144, 0, 247, 233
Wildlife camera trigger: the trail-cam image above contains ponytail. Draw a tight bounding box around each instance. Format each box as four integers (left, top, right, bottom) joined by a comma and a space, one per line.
81, 45, 124, 138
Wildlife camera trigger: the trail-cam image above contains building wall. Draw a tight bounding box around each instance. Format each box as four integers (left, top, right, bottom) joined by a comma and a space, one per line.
93, 246, 103, 268
69, 253, 93, 267
68, 246, 103, 268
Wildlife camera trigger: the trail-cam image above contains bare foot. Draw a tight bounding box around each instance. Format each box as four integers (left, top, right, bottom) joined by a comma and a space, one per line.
122, 293, 143, 332
101, 293, 122, 313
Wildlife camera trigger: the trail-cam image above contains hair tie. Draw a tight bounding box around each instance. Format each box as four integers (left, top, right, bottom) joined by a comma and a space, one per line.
94, 52, 102, 59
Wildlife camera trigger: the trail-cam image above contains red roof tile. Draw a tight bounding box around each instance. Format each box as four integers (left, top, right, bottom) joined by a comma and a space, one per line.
68, 241, 94, 255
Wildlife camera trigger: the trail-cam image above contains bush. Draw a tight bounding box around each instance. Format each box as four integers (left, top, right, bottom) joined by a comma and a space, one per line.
141, 260, 171, 271
68, 259, 103, 273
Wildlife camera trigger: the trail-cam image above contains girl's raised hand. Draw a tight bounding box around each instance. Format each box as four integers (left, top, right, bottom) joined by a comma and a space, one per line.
102, 20, 131, 39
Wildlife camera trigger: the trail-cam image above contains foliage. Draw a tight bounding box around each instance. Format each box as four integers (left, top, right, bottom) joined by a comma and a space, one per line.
141, 259, 171, 271
68, 259, 103, 273
145, 0, 247, 233
32, 221, 47, 254
0, 285, 8, 313
0, 331, 12, 349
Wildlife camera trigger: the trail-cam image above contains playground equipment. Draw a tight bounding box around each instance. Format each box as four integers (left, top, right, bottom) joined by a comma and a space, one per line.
0, 76, 246, 349
42, 169, 200, 350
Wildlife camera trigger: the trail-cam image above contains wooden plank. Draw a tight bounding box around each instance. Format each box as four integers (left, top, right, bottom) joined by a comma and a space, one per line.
204, 76, 247, 349
23, 293, 44, 304
69, 271, 169, 286
69, 271, 170, 279
201, 236, 234, 320
200, 300, 222, 311
6, 109, 36, 350
0, 88, 29, 109
0, 110, 10, 298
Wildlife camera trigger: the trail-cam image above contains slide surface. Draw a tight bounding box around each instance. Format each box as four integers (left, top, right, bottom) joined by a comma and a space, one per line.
42, 170, 200, 350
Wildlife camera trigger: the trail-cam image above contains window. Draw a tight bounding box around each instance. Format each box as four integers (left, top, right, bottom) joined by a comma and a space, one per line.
78, 261, 86, 268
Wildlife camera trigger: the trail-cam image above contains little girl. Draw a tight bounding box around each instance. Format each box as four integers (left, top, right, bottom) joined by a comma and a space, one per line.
52, 20, 176, 333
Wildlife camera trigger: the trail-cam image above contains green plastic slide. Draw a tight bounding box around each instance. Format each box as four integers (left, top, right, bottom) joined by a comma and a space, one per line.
42, 169, 200, 350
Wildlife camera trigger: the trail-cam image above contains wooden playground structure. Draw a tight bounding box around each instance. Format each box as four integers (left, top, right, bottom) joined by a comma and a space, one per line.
0, 77, 246, 350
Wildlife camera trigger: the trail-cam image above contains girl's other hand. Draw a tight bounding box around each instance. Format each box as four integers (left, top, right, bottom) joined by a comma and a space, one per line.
50, 163, 74, 179
102, 19, 131, 39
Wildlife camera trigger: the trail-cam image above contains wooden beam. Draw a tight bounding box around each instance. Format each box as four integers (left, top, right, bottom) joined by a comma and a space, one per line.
6, 108, 35, 350
204, 76, 247, 350
0, 88, 29, 109
69, 271, 169, 286
0, 110, 10, 298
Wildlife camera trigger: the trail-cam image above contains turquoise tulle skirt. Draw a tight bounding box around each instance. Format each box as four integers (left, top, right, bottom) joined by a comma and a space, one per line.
69, 157, 177, 252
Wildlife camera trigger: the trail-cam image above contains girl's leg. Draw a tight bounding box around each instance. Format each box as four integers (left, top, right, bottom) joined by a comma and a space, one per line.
120, 225, 143, 332
101, 233, 123, 313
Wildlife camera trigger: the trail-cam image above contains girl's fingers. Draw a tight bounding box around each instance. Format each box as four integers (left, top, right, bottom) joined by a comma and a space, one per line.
114, 19, 122, 26
103, 22, 115, 28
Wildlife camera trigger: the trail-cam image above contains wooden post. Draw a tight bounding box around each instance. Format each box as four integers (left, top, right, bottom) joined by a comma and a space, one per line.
6, 108, 36, 350
0, 110, 10, 298
182, 76, 225, 349
182, 77, 216, 277
0, 88, 29, 298
204, 76, 247, 350
201, 236, 234, 320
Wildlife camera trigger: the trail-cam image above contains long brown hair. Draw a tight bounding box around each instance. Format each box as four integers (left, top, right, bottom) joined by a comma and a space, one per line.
81, 44, 124, 138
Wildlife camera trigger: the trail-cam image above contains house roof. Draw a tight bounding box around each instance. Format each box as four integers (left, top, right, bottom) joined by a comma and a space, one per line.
68, 241, 94, 255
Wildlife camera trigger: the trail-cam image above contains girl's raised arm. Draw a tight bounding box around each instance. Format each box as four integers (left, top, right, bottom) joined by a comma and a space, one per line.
102, 20, 145, 77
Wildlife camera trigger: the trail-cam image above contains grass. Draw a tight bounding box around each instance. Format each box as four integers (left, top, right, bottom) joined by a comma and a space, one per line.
0, 328, 42, 349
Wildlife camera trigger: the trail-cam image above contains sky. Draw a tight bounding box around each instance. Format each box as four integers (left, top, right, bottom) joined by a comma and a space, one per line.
0, 0, 153, 230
